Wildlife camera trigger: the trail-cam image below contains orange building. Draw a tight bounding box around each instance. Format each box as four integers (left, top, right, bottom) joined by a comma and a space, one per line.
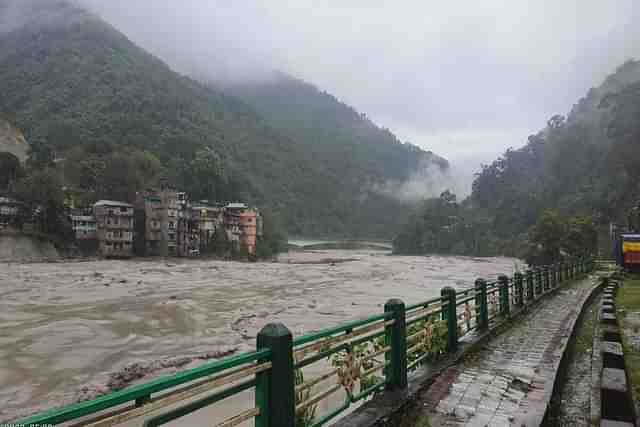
224, 203, 262, 255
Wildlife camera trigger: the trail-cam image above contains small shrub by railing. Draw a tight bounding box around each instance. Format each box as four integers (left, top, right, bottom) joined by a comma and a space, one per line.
16, 258, 595, 427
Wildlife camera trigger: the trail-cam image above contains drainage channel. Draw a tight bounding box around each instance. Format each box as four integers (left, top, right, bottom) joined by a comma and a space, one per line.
545, 291, 600, 426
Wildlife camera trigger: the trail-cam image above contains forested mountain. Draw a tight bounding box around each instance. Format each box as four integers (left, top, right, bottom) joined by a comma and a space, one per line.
0, 0, 445, 238
221, 73, 448, 200
394, 60, 640, 259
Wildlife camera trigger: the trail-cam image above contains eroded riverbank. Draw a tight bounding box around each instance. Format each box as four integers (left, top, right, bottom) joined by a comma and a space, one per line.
0, 250, 520, 421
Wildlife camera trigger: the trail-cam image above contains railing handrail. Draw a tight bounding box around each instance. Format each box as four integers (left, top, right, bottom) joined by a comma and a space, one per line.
17, 349, 271, 425
292, 312, 390, 347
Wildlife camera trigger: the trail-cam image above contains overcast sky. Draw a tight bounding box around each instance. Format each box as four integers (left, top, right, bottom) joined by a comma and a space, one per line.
77, 0, 639, 167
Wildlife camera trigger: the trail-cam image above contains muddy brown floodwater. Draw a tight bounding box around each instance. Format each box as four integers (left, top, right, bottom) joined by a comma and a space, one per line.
0, 249, 521, 423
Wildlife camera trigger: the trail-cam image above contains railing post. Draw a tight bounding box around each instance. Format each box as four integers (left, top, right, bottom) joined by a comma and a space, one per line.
256, 323, 294, 427
557, 263, 562, 285
514, 272, 524, 307
526, 269, 534, 301
384, 299, 407, 391
475, 278, 488, 330
543, 267, 550, 292
441, 287, 458, 352
568, 261, 573, 279
498, 275, 510, 317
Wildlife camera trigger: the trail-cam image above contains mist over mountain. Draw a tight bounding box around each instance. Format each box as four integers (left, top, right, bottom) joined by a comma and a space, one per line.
0, 0, 453, 238
394, 59, 640, 257
218, 72, 450, 201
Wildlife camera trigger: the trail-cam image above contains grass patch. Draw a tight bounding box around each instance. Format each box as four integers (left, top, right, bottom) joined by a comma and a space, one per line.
414, 415, 431, 427
616, 275, 640, 401
575, 302, 597, 354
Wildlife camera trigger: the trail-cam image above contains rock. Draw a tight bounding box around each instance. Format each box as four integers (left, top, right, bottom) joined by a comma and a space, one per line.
103, 283, 110, 287
169, 295, 177, 300
119, 279, 128, 284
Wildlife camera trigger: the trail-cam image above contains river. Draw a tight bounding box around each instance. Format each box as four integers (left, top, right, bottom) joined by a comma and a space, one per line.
0, 248, 521, 423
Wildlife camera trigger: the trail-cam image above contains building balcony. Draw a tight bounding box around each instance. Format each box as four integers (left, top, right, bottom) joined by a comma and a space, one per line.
104, 222, 132, 229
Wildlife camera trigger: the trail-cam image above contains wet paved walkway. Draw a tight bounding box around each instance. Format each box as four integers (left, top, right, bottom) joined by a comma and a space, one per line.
421, 276, 597, 427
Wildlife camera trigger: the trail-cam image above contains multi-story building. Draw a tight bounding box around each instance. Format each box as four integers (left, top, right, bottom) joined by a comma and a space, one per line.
0, 196, 25, 228
135, 192, 162, 256
176, 192, 198, 256
224, 202, 262, 255
134, 182, 179, 257
70, 213, 97, 240
94, 200, 134, 258
192, 202, 224, 252
161, 185, 178, 256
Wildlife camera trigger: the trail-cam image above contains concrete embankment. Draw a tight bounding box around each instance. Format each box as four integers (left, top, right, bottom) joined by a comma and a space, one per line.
0, 233, 58, 261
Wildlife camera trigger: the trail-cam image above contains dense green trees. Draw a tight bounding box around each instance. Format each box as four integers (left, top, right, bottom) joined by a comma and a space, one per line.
224, 73, 448, 238
525, 211, 597, 265
12, 167, 72, 239
0, 1, 446, 239
62, 145, 162, 204
393, 191, 499, 256
395, 60, 640, 261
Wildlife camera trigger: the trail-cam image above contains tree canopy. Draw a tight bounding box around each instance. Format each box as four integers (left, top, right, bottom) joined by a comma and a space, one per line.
394, 60, 640, 261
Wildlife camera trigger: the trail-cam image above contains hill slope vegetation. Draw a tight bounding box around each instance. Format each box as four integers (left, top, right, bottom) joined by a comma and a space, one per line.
0, 0, 445, 239
394, 60, 640, 258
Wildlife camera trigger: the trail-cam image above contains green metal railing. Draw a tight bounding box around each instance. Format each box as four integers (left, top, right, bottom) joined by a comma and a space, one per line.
16, 258, 595, 427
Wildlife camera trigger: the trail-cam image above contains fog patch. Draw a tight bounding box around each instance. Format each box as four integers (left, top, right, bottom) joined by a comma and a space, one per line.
0, 0, 91, 34
372, 160, 473, 203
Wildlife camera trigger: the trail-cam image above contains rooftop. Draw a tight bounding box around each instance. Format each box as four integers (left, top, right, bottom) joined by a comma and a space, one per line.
226, 202, 248, 209
94, 200, 133, 208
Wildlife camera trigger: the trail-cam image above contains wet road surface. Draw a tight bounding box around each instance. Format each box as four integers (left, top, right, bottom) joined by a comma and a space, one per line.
422, 276, 598, 426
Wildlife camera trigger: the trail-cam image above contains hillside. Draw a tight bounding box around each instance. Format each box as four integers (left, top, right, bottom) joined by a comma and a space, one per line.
394, 60, 640, 257
472, 60, 640, 234
0, 0, 446, 238
221, 72, 448, 195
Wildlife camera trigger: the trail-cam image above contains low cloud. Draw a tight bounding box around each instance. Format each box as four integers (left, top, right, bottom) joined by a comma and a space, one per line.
372, 160, 473, 203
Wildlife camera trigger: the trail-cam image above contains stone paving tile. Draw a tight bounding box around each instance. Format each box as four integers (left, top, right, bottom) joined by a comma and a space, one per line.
426, 278, 595, 426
